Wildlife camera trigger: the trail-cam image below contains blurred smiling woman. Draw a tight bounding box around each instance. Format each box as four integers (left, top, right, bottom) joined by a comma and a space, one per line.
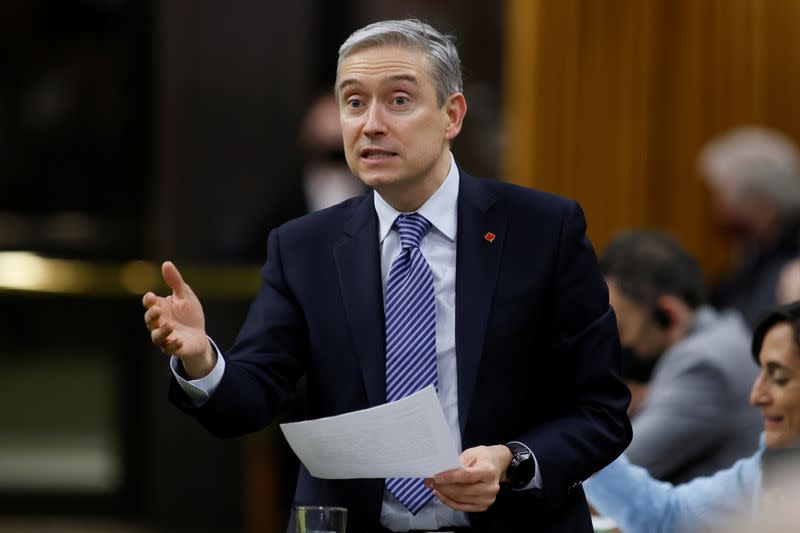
585, 300, 800, 533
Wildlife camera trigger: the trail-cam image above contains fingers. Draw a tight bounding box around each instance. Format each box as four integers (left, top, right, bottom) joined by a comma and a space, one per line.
162, 261, 187, 296
145, 307, 175, 351
429, 482, 498, 512
435, 465, 493, 485
142, 291, 157, 309
143, 299, 178, 354
428, 452, 501, 513
459, 447, 479, 467
426, 477, 497, 498
161, 338, 183, 356
149, 322, 184, 355
143, 259, 186, 305
144, 306, 161, 329
433, 489, 494, 512
142, 261, 197, 357
150, 321, 173, 345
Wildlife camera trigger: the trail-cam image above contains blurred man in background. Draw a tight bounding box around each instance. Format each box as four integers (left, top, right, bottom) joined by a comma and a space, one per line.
298, 92, 366, 213
699, 127, 800, 328
601, 230, 761, 483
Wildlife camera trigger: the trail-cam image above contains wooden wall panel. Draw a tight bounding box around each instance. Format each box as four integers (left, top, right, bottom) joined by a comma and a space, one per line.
505, 0, 800, 280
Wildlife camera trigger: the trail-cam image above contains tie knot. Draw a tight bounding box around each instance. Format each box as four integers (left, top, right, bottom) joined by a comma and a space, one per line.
394, 213, 432, 249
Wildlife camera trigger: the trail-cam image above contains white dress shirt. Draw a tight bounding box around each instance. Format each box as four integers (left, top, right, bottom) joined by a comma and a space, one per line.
172, 153, 540, 531
373, 153, 469, 530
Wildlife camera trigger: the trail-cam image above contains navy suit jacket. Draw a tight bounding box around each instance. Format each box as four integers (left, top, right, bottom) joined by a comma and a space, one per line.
170, 170, 632, 532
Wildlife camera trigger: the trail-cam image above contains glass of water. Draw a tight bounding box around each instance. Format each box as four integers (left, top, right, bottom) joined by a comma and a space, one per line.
294, 505, 347, 533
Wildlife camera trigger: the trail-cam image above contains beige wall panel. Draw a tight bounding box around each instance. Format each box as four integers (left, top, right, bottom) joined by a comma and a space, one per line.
505, 0, 800, 280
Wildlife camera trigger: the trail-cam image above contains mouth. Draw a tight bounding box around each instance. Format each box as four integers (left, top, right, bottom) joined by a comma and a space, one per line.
763, 414, 785, 429
359, 147, 398, 160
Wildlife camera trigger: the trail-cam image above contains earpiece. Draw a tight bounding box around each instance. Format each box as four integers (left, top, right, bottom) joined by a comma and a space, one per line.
652, 307, 671, 329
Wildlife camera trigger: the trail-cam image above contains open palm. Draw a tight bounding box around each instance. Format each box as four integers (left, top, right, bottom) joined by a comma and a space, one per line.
143, 261, 212, 375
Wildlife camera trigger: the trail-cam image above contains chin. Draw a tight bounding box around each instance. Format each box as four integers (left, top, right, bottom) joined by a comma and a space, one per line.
359, 172, 403, 190
766, 433, 793, 449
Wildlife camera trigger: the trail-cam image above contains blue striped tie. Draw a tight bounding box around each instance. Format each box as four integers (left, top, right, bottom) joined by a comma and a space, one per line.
384, 213, 438, 515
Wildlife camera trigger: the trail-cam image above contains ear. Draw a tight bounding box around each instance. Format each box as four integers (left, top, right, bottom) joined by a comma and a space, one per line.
443, 92, 467, 141
655, 294, 691, 343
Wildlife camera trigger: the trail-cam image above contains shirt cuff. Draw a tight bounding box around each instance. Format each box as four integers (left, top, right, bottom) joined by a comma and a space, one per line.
507, 440, 543, 490
169, 337, 226, 407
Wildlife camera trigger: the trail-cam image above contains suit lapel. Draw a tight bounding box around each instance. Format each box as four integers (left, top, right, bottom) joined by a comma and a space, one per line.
331, 174, 507, 424
455, 172, 507, 435
334, 193, 387, 408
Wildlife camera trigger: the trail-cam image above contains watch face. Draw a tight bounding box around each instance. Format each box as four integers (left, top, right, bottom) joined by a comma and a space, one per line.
506, 444, 535, 488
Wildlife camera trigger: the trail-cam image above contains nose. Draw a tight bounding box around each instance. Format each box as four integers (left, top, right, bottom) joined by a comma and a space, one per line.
750, 372, 770, 407
363, 102, 387, 137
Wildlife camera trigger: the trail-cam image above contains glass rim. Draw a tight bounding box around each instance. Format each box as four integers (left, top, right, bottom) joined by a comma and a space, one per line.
293, 505, 348, 512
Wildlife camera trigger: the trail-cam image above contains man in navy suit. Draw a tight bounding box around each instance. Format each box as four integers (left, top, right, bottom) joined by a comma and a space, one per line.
143, 19, 631, 533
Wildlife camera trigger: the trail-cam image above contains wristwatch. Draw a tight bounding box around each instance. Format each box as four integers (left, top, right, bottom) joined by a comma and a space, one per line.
503, 442, 535, 489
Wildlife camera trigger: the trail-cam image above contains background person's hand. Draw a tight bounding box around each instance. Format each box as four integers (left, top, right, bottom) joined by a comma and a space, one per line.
425, 444, 513, 512
142, 261, 216, 378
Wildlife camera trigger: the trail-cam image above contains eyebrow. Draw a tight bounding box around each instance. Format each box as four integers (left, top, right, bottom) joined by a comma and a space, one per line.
337, 74, 419, 93
766, 362, 789, 373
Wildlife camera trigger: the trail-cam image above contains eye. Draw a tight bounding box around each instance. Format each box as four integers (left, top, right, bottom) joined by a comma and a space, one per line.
392, 96, 408, 106
347, 98, 362, 109
768, 371, 790, 386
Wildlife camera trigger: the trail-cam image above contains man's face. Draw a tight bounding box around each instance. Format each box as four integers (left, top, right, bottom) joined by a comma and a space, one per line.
706, 180, 753, 241
336, 45, 460, 200
606, 278, 668, 361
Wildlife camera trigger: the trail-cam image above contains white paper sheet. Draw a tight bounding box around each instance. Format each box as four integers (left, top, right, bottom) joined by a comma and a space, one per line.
279, 385, 461, 479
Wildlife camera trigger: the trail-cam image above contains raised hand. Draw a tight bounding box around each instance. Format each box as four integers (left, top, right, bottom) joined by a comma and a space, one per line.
142, 261, 216, 378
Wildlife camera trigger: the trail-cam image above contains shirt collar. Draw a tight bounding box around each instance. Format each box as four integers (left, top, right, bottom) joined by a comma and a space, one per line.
374, 152, 459, 244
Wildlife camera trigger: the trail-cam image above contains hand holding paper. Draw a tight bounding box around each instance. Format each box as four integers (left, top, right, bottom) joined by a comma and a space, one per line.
425, 444, 513, 512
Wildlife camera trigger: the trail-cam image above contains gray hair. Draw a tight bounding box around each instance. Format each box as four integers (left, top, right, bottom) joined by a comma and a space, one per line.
337, 19, 463, 106
698, 127, 800, 216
